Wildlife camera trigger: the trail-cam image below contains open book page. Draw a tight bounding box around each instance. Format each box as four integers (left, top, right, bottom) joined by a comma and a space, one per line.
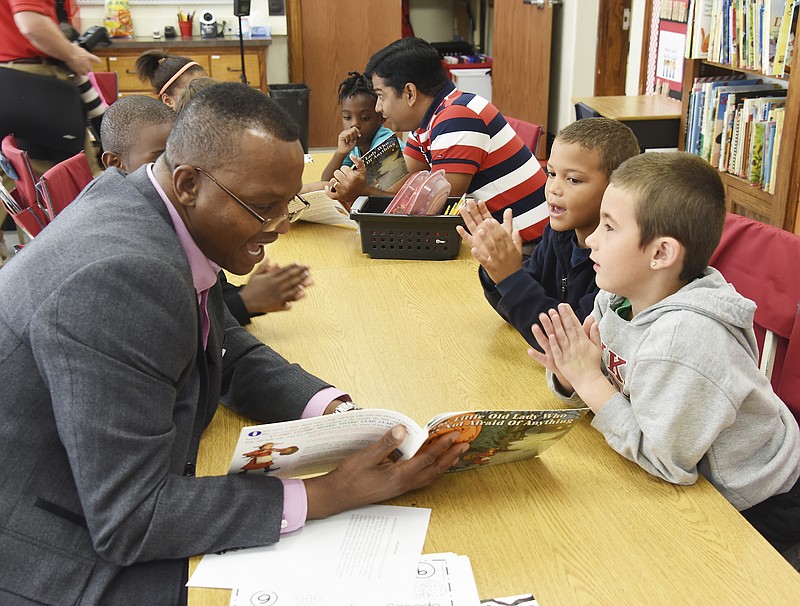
299, 189, 358, 228
423, 409, 587, 472
228, 409, 428, 479
361, 135, 409, 191
229, 408, 586, 479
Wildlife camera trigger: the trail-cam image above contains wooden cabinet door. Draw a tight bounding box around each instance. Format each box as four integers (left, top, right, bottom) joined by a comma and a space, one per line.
290, 0, 401, 148
209, 53, 261, 87
492, 0, 554, 153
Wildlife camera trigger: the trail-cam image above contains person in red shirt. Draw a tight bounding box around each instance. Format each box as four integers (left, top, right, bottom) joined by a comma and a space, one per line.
0, 0, 101, 165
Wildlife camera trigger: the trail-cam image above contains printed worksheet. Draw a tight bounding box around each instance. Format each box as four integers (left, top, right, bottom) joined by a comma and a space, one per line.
227, 552, 481, 606
188, 504, 430, 601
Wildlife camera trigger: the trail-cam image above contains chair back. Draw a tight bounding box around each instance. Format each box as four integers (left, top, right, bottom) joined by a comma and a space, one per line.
575, 102, 601, 120
506, 116, 543, 156
37, 151, 94, 219
88, 71, 119, 106
0, 186, 47, 239
1, 134, 40, 209
709, 213, 800, 425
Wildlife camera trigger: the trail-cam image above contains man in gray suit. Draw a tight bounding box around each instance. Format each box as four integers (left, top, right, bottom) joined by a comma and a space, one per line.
0, 83, 466, 605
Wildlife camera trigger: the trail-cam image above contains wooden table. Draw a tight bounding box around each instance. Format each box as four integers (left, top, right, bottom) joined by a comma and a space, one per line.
572, 95, 683, 150
188, 221, 800, 605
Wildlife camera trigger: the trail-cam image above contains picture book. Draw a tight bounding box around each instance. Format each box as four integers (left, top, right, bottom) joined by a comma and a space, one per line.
298, 189, 358, 228
228, 407, 587, 479
361, 135, 409, 191
774, 0, 798, 75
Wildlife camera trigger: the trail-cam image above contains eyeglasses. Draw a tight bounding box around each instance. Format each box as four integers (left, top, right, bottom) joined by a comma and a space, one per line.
193, 166, 309, 232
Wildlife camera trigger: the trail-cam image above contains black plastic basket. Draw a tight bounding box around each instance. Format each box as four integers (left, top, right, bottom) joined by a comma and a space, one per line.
349, 196, 465, 260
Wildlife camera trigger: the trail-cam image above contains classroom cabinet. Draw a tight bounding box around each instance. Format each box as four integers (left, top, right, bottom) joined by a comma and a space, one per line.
94, 37, 270, 97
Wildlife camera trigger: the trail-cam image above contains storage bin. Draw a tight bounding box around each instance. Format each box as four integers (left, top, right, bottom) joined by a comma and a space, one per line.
349, 196, 464, 260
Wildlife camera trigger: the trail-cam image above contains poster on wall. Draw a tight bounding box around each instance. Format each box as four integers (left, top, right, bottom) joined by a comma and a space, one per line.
656, 29, 686, 90
649, 0, 690, 99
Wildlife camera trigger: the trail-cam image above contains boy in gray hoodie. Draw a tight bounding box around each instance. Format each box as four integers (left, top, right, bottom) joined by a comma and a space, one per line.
528, 152, 800, 567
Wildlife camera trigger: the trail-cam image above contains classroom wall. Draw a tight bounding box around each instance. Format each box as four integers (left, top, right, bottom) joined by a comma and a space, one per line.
626, 0, 646, 95
549, 0, 599, 135
76, 0, 290, 84
407, 0, 482, 46
549, 0, 646, 135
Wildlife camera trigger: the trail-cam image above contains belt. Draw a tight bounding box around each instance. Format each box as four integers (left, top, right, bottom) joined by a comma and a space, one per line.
0, 57, 53, 65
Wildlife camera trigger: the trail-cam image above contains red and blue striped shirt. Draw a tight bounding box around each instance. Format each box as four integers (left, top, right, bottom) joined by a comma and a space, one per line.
405, 82, 549, 242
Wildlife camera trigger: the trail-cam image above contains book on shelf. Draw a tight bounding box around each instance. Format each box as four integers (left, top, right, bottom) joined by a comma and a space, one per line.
360, 135, 409, 191
298, 189, 358, 228
228, 407, 587, 478
694, 0, 797, 75
686, 0, 714, 58
707, 82, 781, 162
784, 0, 799, 75
774, 0, 798, 75
768, 107, 786, 192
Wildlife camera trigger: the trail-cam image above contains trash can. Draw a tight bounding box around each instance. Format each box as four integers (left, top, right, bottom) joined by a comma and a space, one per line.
269, 83, 309, 153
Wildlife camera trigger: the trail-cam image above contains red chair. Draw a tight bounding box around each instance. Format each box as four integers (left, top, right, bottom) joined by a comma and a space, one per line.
2, 134, 40, 210
709, 213, 800, 426
37, 151, 94, 219
0, 186, 46, 239
1, 134, 48, 236
506, 116, 543, 157
88, 71, 119, 106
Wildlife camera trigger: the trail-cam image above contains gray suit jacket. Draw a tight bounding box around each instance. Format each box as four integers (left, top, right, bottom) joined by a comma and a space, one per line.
0, 167, 329, 605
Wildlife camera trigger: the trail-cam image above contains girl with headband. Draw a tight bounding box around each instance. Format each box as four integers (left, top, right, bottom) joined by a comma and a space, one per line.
135, 49, 208, 109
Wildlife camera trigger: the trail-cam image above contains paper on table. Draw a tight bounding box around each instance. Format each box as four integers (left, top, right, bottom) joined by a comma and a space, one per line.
188, 504, 430, 599
299, 190, 358, 228
227, 552, 481, 606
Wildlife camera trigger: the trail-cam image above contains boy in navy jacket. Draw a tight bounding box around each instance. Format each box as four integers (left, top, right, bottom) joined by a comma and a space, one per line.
457, 118, 640, 348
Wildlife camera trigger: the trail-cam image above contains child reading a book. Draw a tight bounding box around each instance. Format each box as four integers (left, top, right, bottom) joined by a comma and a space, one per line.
100, 95, 175, 172
100, 93, 313, 327
320, 71, 398, 183
457, 118, 640, 349
529, 152, 800, 568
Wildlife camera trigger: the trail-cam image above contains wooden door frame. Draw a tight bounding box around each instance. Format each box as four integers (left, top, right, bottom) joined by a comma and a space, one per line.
594, 0, 632, 96
286, 0, 303, 83
638, 0, 654, 94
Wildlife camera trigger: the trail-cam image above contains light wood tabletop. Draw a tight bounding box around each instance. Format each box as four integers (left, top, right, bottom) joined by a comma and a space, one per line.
189, 221, 800, 605
572, 95, 683, 121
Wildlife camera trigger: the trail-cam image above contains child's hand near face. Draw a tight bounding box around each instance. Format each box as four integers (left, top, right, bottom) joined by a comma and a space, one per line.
468, 209, 523, 284
337, 126, 361, 155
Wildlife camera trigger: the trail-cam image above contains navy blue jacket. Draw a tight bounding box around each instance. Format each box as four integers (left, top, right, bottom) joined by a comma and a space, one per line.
480, 225, 599, 349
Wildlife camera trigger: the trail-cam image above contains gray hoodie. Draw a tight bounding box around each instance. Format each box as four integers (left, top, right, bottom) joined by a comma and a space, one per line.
551, 267, 800, 510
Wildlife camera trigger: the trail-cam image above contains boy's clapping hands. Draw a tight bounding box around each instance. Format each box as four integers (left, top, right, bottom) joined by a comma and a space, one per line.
528, 304, 615, 413
457, 200, 524, 284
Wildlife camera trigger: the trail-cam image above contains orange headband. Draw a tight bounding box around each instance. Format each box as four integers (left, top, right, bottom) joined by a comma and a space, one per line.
159, 61, 199, 97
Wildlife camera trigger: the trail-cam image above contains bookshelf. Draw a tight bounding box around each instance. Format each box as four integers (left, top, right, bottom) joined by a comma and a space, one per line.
678, 12, 800, 233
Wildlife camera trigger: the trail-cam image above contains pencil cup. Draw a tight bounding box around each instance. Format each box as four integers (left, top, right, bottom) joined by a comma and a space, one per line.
178, 20, 193, 38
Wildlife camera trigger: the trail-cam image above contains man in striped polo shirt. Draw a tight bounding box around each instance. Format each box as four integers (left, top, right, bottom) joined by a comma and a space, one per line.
329, 37, 548, 243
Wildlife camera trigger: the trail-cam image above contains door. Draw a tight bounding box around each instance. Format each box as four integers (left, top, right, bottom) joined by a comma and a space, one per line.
594, 0, 632, 95
491, 0, 554, 157
287, 0, 401, 149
